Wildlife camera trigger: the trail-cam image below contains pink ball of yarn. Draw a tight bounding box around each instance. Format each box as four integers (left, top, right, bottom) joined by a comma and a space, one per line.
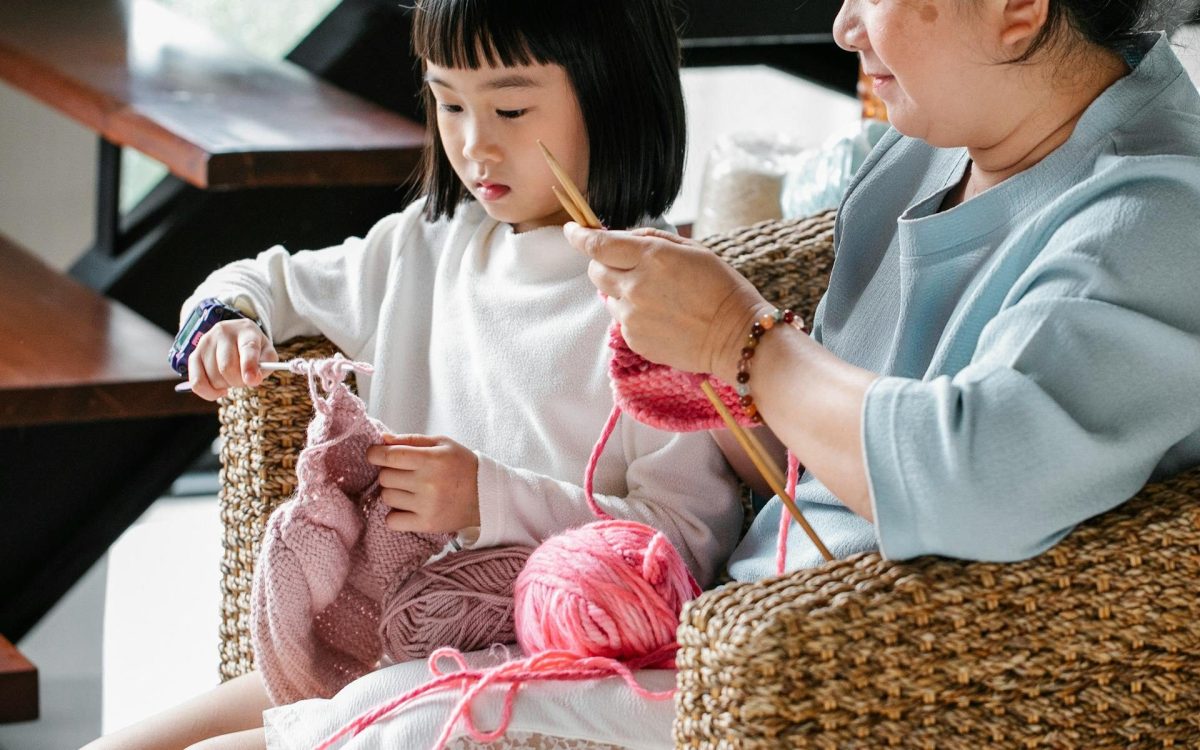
380, 546, 532, 662
512, 520, 700, 668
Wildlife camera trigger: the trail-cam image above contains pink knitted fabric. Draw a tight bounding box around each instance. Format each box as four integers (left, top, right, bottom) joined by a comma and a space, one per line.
251, 357, 528, 705
607, 320, 755, 431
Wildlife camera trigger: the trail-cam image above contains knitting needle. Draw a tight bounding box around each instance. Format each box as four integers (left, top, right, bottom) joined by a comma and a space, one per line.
539, 141, 832, 561
538, 141, 602, 228
701, 378, 833, 561
552, 185, 589, 227
742, 424, 788, 495
174, 361, 293, 393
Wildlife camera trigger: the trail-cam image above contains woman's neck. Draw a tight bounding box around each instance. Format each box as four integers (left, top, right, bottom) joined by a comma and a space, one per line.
943, 46, 1129, 210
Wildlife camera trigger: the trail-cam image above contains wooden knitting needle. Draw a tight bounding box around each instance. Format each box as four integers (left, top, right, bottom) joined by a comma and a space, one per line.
538, 141, 603, 228
552, 185, 589, 227
700, 381, 833, 561
174, 361, 293, 393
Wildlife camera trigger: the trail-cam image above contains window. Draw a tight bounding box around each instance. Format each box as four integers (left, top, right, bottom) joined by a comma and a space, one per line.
120, 0, 341, 213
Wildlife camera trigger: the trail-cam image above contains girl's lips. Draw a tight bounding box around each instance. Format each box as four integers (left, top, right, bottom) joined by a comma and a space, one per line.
477, 183, 511, 201
872, 75, 895, 92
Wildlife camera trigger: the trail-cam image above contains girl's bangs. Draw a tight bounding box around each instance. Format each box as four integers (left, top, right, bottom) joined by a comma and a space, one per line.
413, 0, 545, 69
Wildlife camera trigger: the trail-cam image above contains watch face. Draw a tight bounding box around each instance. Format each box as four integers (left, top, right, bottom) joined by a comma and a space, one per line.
173, 305, 206, 350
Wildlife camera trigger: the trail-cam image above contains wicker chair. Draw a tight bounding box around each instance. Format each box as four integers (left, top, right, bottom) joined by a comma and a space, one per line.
216, 212, 1200, 748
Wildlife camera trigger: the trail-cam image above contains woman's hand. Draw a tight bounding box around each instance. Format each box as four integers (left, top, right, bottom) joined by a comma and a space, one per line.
185, 319, 278, 401
366, 434, 480, 534
566, 223, 769, 380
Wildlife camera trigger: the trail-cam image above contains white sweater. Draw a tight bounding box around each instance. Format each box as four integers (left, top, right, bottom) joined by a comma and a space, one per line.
185, 199, 741, 586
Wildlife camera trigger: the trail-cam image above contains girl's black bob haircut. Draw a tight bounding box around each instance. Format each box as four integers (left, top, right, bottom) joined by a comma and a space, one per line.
411, 0, 687, 231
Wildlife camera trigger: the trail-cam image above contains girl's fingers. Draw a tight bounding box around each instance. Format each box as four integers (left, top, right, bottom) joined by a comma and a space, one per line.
236, 327, 266, 384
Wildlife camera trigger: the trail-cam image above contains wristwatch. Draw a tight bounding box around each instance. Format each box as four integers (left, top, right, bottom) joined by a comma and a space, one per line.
169, 297, 255, 377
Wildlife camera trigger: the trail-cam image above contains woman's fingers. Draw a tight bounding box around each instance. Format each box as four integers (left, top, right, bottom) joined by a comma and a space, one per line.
565, 223, 660, 270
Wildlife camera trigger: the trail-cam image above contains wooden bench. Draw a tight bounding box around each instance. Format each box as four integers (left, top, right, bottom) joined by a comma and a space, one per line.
0, 0, 426, 190
0, 234, 214, 427
0, 0, 426, 659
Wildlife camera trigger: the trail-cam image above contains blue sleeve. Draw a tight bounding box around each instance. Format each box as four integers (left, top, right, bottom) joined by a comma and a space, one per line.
864, 163, 1200, 561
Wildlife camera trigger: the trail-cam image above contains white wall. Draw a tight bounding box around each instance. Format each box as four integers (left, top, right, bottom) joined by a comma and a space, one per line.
0, 81, 95, 270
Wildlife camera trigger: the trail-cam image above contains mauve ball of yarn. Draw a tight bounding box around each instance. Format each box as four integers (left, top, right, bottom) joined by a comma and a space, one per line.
380, 546, 532, 662
512, 520, 700, 667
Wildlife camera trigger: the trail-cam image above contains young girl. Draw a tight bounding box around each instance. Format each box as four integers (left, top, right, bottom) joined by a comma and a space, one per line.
84, 1, 743, 748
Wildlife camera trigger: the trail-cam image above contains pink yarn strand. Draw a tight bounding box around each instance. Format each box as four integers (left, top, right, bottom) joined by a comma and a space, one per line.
314, 648, 675, 750
582, 403, 621, 521
775, 451, 801, 575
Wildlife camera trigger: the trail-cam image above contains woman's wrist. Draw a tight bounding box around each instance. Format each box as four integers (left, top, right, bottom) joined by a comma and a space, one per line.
711, 299, 772, 383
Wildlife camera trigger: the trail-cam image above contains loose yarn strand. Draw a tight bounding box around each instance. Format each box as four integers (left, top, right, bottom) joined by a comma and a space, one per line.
775, 451, 801, 575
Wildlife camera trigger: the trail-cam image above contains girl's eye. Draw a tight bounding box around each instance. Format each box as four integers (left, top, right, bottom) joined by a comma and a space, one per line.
438, 103, 463, 114
496, 109, 528, 120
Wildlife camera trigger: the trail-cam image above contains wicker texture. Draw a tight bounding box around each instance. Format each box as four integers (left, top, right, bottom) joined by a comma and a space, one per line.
218, 336, 345, 682
677, 215, 1200, 748
704, 210, 836, 325
674, 471, 1200, 748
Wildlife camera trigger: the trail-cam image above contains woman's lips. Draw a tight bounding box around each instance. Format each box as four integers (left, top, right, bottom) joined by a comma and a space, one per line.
872, 75, 895, 92
477, 183, 511, 201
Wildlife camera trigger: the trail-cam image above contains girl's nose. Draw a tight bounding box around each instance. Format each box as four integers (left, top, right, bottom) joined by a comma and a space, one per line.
462, 119, 500, 163
833, 0, 867, 54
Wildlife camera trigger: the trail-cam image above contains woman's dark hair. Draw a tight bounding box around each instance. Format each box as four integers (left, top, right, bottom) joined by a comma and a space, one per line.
410, 0, 687, 230
1018, 0, 1191, 61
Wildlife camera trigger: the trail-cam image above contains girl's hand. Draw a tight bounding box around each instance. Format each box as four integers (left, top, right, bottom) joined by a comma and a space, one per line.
367, 434, 481, 534
565, 223, 769, 381
186, 319, 278, 401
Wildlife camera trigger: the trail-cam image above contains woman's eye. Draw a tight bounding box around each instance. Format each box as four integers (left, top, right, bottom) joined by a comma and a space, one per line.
496, 109, 528, 120
437, 103, 463, 114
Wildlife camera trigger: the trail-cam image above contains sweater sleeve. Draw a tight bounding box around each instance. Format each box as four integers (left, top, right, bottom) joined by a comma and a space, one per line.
471, 419, 743, 589
865, 167, 1200, 562
180, 200, 427, 356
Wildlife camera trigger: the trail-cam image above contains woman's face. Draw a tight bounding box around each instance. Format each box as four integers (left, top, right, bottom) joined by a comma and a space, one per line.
426, 60, 590, 234
834, 0, 1010, 147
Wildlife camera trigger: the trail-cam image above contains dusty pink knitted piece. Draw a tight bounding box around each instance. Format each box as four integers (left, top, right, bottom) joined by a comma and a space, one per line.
251, 357, 452, 705
607, 320, 755, 431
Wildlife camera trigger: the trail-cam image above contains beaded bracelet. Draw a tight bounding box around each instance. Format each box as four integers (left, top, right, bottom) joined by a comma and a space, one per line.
735, 307, 804, 423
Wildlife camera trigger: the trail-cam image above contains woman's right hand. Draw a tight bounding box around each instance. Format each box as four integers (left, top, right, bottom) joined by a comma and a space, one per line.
185, 319, 278, 401
566, 223, 770, 381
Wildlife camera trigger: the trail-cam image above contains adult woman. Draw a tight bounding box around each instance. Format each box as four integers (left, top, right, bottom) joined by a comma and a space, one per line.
569, 0, 1200, 579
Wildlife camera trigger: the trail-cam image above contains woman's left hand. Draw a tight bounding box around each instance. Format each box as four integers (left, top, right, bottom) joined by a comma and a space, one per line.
565, 223, 768, 380
366, 433, 480, 533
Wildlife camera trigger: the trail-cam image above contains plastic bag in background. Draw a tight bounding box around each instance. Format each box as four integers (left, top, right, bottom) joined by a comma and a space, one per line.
781, 119, 891, 219
692, 132, 813, 240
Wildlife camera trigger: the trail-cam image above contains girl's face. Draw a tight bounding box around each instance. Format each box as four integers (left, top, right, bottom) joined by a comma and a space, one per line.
833, 0, 1007, 147
426, 60, 589, 233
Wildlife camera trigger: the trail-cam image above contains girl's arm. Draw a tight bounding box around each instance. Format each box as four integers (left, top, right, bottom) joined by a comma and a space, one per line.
469, 424, 743, 588
708, 425, 787, 498
180, 199, 429, 357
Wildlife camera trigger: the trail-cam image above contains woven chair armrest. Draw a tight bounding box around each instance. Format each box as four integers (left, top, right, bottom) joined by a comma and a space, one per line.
218, 335, 343, 681
674, 469, 1200, 748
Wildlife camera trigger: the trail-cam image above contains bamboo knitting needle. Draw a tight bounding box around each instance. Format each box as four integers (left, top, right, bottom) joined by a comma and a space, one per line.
538, 141, 603, 228
174, 361, 294, 393
700, 381, 833, 562
552, 185, 589, 227
539, 140, 833, 562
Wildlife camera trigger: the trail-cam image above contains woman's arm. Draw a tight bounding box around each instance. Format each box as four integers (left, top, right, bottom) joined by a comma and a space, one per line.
567, 223, 880, 520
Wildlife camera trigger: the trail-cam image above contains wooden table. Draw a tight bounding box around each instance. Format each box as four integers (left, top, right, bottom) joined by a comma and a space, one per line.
0, 0, 425, 189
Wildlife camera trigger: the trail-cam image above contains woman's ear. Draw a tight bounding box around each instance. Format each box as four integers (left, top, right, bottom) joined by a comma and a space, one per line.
998, 0, 1050, 49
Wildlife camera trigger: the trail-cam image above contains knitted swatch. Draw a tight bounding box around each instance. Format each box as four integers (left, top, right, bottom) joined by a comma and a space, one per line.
607, 320, 755, 431
251, 357, 528, 705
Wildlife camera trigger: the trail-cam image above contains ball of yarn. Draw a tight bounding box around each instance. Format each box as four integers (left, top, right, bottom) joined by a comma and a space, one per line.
512, 520, 700, 668
380, 546, 532, 662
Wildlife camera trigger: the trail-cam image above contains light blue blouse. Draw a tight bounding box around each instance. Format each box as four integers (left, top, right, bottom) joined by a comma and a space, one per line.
729, 33, 1200, 581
